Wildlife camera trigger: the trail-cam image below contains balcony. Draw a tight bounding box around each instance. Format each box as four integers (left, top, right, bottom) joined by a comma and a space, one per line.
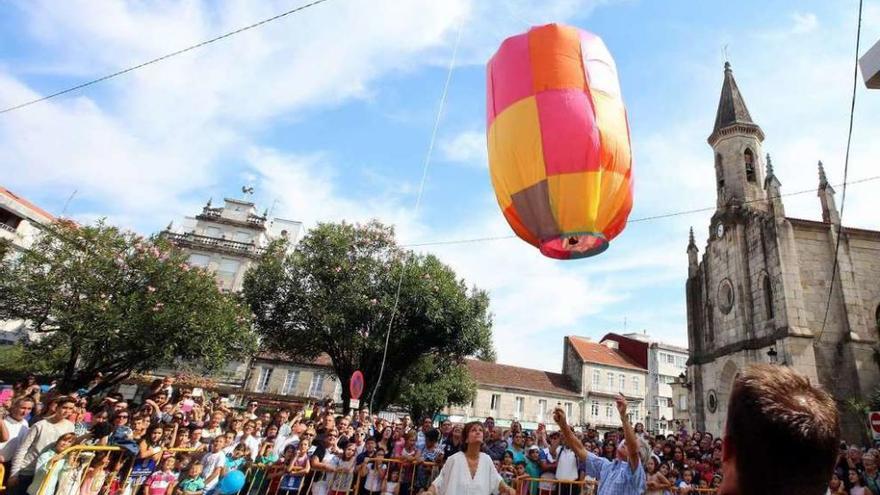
0, 222, 16, 234
162, 231, 266, 259
195, 207, 267, 231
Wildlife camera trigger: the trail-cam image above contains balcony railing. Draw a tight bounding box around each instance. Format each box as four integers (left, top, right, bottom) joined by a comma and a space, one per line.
162, 231, 266, 258
0, 223, 17, 233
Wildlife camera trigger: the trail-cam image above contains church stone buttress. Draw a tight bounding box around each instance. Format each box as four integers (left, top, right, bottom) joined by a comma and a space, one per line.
684, 62, 880, 442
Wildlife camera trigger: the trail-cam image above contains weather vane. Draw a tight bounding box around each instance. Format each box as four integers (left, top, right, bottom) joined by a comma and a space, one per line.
241, 185, 255, 199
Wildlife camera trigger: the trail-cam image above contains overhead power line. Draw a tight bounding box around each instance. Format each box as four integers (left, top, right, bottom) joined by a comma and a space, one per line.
0, 0, 332, 115
815, 0, 863, 344
400, 174, 880, 248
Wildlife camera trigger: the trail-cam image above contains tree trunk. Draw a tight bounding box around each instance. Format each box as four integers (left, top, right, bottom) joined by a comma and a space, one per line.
341, 378, 351, 415
60, 345, 80, 393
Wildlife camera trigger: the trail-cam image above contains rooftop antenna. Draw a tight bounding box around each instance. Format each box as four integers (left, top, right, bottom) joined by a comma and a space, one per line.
61, 189, 77, 217
722, 44, 730, 65
268, 198, 279, 217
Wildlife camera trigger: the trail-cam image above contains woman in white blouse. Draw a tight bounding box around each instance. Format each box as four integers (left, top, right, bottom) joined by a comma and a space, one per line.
427, 421, 516, 495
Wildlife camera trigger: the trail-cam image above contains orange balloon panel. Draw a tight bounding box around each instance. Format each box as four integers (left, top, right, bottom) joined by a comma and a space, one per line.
486, 23, 633, 259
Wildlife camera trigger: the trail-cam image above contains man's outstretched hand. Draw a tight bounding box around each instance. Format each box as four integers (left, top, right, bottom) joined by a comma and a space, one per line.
552, 407, 567, 428
615, 394, 627, 417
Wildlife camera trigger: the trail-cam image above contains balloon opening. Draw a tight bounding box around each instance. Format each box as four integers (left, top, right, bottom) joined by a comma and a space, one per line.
540, 233, 608, 260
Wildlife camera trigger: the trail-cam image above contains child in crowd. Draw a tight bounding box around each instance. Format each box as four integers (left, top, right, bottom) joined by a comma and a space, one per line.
80, 452, 111, 495
381, 469, 400, 495
677, 469, 694, 495
175, 461, 206, 495
500, 451, 517, 487
361, 448, 388, 495
28, 433, 77, 495
327, 443, 357, 495
145, 456, 178, 495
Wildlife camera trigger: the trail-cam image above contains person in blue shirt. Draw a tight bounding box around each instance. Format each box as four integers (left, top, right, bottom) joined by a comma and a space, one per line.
552, 394, 646, 495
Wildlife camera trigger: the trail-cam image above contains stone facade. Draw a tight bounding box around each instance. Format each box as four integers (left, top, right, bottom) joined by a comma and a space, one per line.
686, 64, 880, 441
0, 187, 54, 344
245, 353, 342, 403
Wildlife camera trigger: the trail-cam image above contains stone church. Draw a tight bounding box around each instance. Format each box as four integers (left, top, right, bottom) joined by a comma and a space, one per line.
685, 62, 880, 441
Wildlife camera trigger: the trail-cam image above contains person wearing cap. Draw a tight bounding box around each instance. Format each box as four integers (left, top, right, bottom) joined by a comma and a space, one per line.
524, 445, 542, 495
552, 394, 646, 495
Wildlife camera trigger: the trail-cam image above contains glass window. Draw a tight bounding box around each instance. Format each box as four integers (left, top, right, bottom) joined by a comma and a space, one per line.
618, 374, 626, 391
565, 402, 573, 418
591, 401, 599, 417
607, 372, 614, 389
679, 395, 688, 410
491, 394, 501, 411
605, 402, 613, 418
188, 253, 210, 267
234, 231, 251, 243
256, 367, 272, 393
218, 258, 240, 275
592, 370, 600, 387
666, 354, 675, 364
515, 397, 524, 417
538, 400, 547, 419
632, 377, 639, 393
282, 370, 299, 395
308, 373, 325, 397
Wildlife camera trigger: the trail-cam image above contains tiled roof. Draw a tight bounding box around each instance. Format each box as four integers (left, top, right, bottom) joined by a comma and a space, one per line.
255, 351, 333, 367
464, 359, 580, 397
566, 336, 646, 372
0, 186, 54, 221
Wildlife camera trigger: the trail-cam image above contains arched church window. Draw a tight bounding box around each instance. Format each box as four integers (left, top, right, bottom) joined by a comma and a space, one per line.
715, 153, 725, 190
744, 148, 756, 183
875, 304, 880, 335
763, 276, 774, 320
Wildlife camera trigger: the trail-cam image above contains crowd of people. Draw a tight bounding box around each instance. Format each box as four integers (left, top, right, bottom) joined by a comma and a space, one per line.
0, 364, 862, 495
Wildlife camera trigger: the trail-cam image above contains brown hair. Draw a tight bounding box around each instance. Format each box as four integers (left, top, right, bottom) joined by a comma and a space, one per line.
462, 421, 484, 446
725, 364, 839, 495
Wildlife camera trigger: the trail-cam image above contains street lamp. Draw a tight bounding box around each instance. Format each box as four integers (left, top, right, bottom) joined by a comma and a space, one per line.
767, 347, 778, 364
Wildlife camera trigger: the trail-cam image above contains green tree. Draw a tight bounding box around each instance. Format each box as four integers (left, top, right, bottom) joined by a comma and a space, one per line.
243, 220, 494, 413
0, 220, 258, 394
398, 356, 476, 421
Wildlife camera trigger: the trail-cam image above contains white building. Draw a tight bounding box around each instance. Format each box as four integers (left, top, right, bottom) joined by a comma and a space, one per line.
163, 196, 301, 292
0, 186, 54, 343
600, 333, 688, 436
563, 336, 648, 433
155, 194, 303, 391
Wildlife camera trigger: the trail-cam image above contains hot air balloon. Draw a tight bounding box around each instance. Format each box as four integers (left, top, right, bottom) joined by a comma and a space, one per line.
486, 24, 633, 259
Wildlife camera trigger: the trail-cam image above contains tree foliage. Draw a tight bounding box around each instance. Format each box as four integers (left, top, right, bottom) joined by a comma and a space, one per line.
0, 220, 258, 394
243, 220, 494, 412
398, 356, 476, 421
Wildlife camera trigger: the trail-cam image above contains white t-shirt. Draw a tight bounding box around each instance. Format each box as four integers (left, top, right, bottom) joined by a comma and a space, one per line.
200, 451, 226, 490
0, 417, 30, 460
556, 448, 579, 481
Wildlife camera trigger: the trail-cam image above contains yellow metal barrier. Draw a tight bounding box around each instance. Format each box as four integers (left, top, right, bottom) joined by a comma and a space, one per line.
1, 463, 6, 492
33, 445, 200, 495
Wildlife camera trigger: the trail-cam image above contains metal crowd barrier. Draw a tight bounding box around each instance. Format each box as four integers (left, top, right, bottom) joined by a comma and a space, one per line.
512, 476, 595, 495
0, 463, 6, 491
33, 445, 200, 495
351, 457, 438, 495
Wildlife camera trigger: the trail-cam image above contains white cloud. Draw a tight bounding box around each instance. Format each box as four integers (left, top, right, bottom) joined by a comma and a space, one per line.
791, 12, 819, 34
440, 130, 487, 166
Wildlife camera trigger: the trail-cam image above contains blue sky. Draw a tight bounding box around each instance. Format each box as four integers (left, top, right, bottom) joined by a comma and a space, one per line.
2, 0, 879, 370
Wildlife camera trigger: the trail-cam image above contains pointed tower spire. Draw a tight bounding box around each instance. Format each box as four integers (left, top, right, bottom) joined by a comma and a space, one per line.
708, 62, 765, 146
687, 227, 699, 277
765, 153, 774, 177
817, 160, 839, 224
818, 160, 829, 188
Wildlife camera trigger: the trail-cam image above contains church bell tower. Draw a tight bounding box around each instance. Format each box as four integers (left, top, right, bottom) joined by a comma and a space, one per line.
708, 62, 767, 211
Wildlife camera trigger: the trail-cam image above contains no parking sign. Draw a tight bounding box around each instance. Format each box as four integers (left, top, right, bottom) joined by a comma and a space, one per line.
350, 370, 365, 401
870, 411, 880, 440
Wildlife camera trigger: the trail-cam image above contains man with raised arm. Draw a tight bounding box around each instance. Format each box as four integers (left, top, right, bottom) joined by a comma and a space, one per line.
552, 393, 646, 495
